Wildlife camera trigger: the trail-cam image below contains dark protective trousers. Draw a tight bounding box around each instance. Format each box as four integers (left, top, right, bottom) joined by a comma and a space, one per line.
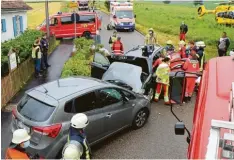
218, 49, 227, 57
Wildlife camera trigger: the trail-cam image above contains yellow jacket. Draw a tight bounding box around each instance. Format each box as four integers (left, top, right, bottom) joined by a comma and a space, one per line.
145, 34, 157, 45
155, 62, 170, 85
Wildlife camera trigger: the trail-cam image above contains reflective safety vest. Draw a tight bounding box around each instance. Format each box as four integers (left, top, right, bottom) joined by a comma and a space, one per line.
155, 62, 170, 85
182, 59, 200, 77
68, 129, 91, 160
5, 148, 30, 159
112, 41, 124, 55
145, 34, 157, 45
32, 46, 42, 59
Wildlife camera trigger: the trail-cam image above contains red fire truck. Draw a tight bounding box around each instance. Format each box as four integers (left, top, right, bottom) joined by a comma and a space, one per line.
172, 56, 234, 159
37, 11, 99, 39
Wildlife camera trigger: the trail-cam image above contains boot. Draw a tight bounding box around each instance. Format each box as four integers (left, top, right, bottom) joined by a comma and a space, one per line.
183, 97, 188, 103
154, 98, 159, 102
164, 101, 170, 105
188, 97, 191, 102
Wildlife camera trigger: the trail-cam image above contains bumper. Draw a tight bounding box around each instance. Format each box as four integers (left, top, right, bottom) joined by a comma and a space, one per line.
115, 24, 135, 30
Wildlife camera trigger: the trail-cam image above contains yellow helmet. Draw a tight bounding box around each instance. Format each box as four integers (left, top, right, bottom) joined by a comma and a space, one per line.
148, 28, 154, 32
178, 40, 186, 45
166, 40, 173, 45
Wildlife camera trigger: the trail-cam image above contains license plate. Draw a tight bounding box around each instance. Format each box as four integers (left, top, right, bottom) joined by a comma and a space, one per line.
124, 28, 129, 29
17, 121, 31, 134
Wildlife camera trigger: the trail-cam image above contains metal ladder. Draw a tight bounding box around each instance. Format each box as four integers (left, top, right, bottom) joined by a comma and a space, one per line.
206, 82, 234, 159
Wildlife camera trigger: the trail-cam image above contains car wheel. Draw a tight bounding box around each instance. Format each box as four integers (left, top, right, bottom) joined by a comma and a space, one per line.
132, 108, 149, 129
82, 31, 91, 39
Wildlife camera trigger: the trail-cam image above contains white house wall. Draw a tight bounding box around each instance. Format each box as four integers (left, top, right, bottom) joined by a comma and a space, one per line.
1, 11, 27, 42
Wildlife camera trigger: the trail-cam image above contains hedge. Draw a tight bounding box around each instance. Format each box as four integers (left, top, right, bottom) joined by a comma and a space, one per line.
1, 30, 43, 77
61, 37, 106, 78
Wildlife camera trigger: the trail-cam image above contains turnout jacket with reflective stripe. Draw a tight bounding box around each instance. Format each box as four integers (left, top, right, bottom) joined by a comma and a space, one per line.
112, 41, 124, 54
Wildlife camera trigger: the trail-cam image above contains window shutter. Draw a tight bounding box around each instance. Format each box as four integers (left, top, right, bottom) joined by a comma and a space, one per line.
19, 16, 23, 33
2, 19, 7, 32
12, 16, 17, 37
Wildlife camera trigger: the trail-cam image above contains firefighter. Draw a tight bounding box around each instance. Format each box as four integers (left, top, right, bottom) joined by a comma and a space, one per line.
63, 113, 91, 160
40, 33, 50, 69
108, 30, 117, 48
5, 129, 39, 159
178, 40, 186, 58
196, 41, 206, 71
112, 36, 124, 55
154, 57, 171, 105
165, 40, 175, 53
32, 39, 42, 78
182, 49, 200, 103
145, 28, 157, 45
179, 21, 188, 41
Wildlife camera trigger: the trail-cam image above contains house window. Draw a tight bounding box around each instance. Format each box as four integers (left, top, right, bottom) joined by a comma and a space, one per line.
1, 19, 6, 32
13, 15, 23, 37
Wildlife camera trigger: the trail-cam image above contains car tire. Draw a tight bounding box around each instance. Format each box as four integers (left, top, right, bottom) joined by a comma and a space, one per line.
132, 108, 149, 129
82, 31, 91, 39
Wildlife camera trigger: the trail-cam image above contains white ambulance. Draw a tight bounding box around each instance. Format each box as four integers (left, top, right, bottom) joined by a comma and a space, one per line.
107, 1, 136, 32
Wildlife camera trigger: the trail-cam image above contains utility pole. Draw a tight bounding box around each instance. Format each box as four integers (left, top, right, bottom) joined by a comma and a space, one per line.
45, 0, 50, 38
74, 9, 77, 38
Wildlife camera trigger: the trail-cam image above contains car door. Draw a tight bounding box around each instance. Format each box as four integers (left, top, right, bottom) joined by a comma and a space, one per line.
91, 52, 110, 79
60, 16, 74, 38
169, 72, 186, 104
96, 88, 133, 136
72, 91, 106, 143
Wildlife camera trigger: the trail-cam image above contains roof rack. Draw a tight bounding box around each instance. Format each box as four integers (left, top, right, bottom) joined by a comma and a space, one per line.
206, 82, 234, 159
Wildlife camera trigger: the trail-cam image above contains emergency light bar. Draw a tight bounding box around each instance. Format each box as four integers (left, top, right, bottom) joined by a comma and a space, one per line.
110, 2, 133, 6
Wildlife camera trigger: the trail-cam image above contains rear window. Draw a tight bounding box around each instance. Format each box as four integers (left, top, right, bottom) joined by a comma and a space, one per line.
17, 95, 55, 122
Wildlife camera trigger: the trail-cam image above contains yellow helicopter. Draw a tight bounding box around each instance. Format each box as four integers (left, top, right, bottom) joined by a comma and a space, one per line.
197, 0, 234, 26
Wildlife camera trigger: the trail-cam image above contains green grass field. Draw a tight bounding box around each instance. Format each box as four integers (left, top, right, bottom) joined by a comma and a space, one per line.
133, 2, 234, 59
27, 2, 61, 29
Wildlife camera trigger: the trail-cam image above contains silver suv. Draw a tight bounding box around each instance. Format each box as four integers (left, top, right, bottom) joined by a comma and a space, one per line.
11, 76, 151, 158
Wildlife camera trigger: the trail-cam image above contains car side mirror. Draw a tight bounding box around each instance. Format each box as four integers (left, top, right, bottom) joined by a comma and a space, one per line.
175, 122, 185, 135
113, 15, 117, 19
134, 14, 136, 18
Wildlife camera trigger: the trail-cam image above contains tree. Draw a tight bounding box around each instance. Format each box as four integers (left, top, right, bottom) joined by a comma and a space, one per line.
163, 0, 171, 4
104, 0, 110, 11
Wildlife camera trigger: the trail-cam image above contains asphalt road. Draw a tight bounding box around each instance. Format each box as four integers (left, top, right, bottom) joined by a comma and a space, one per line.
1, 11, 194, 159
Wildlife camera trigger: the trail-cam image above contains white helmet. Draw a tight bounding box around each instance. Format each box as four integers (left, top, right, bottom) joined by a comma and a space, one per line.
12, 129, 31, 144
63, 144, 80, 160
71, 113, 89, 129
